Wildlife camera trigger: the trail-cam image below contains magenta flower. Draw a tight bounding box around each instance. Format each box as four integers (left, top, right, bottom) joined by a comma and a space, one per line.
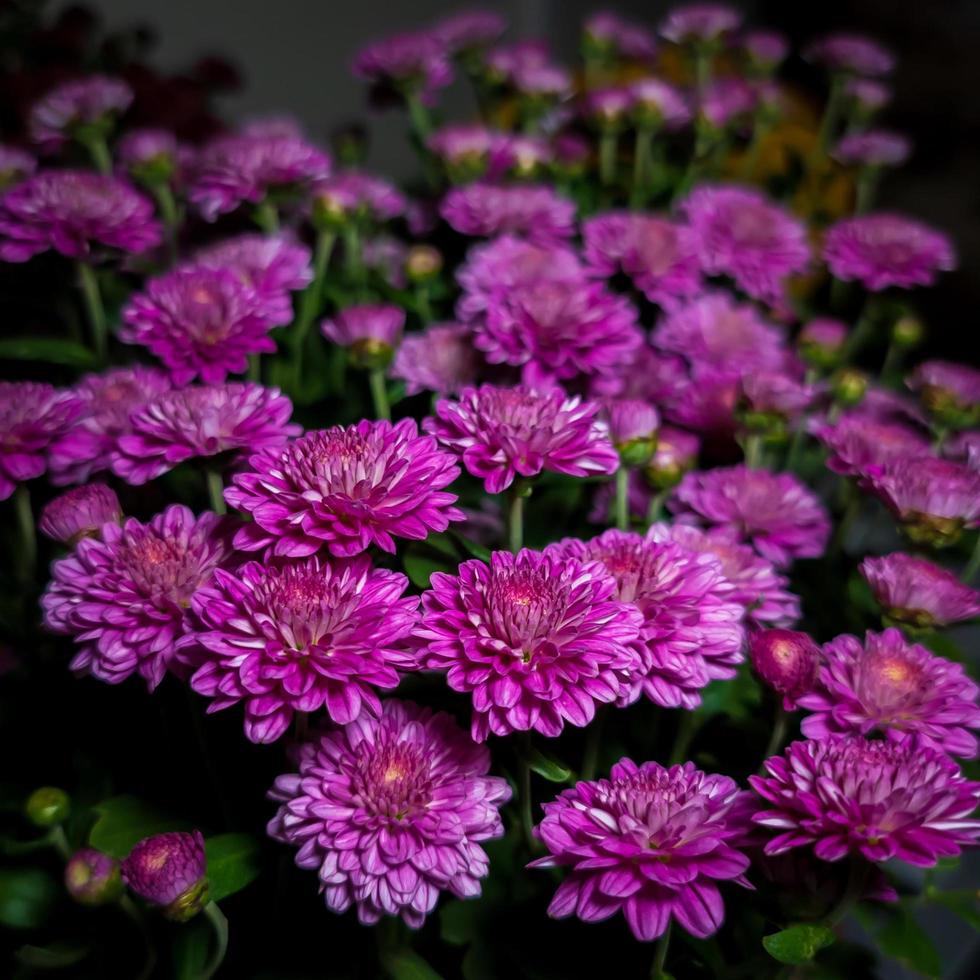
0, 170, 160, 261
196, 234, 313, 326
0, 144, 37, 186
798, 629, 980, 757
661, 366, 741, 439
226, 419, 463, 558
530, 759, 750, 941
861, 553, 980, 628
313, 170, 406, 223
797, 317, 848, 366
630, 78, 691, 128
117, 128, 184, 178
112, 383, 299, 485
122, 831, 208, 921
485, 41, 550, 81
550, 530, 745, 709
803, 34, 895, 77
427, 123, 499, 170
814, 414, 930, 480
190, 133, 331, 221
649, 523, 800, 629
681, 186, 810, 307
39, 484, 121, 544
510, 62, 573, 100
846, 78, 891, 112
321, 303, 405, 364
748, 629, 820, 710
700, 78, 758, 129
64, 848, 122, 907
750, 735, 980, 865
29, 75, 132, 151
585, 12, 657, 61
908, 360, 980, 426
353, 32, 453, 104
602, 399, 660, 451
434, 10, 506, 52
739, 372, 816, 422
583, 87, 635, 126
440, 183, 576, 243
823, 214, 956, 291
120, 264, 276, 385
743, 30, 790, 69
191, 556, 418, 742
426, 385, 619, 494
41, 505, 230, 689
48, 366, 173, 485
416, 549, 642, 740
0, 382, 81, 500
672, 465, 831, 567
391, 322, 478, 397
583, 212, 702, 310
660, 4, 741, 44
268, 699, 510, 926
833, 129, 911, 168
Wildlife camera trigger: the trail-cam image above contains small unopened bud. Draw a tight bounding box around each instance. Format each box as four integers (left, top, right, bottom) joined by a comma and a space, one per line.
122, 831, 208, 922
39, 484, 122, 545
405, 245, 442, 284
321, 304, 405, 370
892, 315, 923, 349
749, 629, 820, 709
797, 318, 847, 370
65, 848, 123, 906
831, 368, 868, 408
603, 400, 659, 468
645, 426, 699, 490
25, 787, 70, 828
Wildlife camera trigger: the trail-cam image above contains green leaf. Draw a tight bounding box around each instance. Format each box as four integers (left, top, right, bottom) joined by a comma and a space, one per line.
439, 898, 480, 946
15, 942, 89, 969
0, 868, 58, 929
450, 531, 491, 563
172, 914, 212, 980
0, 337, 98, 368
402, 546, 456, 589
698, 663, 761, 723
525, 746, 574, 783
932, 890, 980, 931
763, 924, 836, 965
204, 833, 261, 903
88, 795, 191, 858
379, 948, 444, 980
876, 904, 941, 978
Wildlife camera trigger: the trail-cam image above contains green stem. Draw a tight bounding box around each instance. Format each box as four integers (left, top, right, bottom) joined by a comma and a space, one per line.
507, 485, 526, 553
831, 486, 860, 558
343, 224, 364, 287
740, 114, 769, 181
599, 128, 618, 188
368, 367, 391, 421
842, 295, 877, 363
290, 230, 335, 389
205, 469, 226, 515
151, 183, 180, 263
14, 483, 36, 585
405, 91, 433, 143
825, 859, 871, 928
693, 46, 712, 106
646, 489, 669, 526
669, 712, 698, 765
810, 73, 845, 169
744, 434, 763, 468
962, 535, 980, 583
253, 199, 279, 233
119, 895, 157, 980
880, 336, 904, 385
415, 283, 434, 324
520, 732, 536, 852
201, 902, 229, 980
785, 424, 807, 473
80, 134, 111, 175
614, 466, 630, 531
77, 262, 107, 364
651, 922, 672, 978
581, 704, 609, 781
630, 125, 654, 207
759, 705, 788, 771
49, 825, 71, 860
854, 166, 879, 214
247, 354, 261, 382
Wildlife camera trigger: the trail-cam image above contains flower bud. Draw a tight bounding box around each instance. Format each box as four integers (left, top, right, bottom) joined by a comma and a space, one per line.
25, 787, 70, 828
830, 368, 868, 408
797, 318, 847, 370
405, 245, 442, 284
39, 484, 122, 545
645, 427, 699, 490
603, 400, 659, 468
65, 848, 123, 906
749, 629, 820, 709
891, 315, 923, 349
321, 304, 405, 370
122, 831, 208, 922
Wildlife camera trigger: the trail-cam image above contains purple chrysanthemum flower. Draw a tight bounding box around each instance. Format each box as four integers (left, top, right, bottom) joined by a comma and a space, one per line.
64, 848, 122, 907
603, 399, 660, 451
268, 699, 510, 926
652, 292, 788, 373
530, 759, 750, 941
427, 123, 499, 170
0, 170, 161, 261
823, 214, 956, 291
908, 360, 980, 426
191, 556, 418, 742
353, 31, 453, 104
433, 10, 506, 52
630, 78, 691, 128
112, 383, 299, 485
322, 303, 405, 365
833, 129, 911, 168
660, 4, 741, 44
860, 553, 980, 629
583, 212, 702, 310
649, 523, 801, 629
416, 549, 642, 740
41, 505, 230, 689
743, 30, 790, 69
798, 629, 980, 757
475, 278, 642, 387
440, 182, 576, 243
748, 629, 820, 710
117, 128, 182, 175
48, 366, 173, 485
700, 78, 758, 129
846, 78, 891, 112
120, 264, 276, 385
196, 234, 313, 326
0, 382, 81, 500
585, 12, 658, 61
485, 40, 550, 81
583, 86, 635, 126
814, 413, 930, 480
391, 322, 478, 397
226, 419, 464, 558
39, 484, 121, 544
312, 170, 406, 223
750, 735, 980, 865
29, 75, 132, 151
681, 186, 810, 307
599, 348, 686, 404
190, 133, 331, 221
549, 530, 745, 709
672, 465, 831, 567
122, 831, 208, 922
797, 317, 848, 366
425, 385, 619, 494
803, 34, 895, 77
0, 144, 37, 187
660, 366, 741, 440
739, 372, 816, 422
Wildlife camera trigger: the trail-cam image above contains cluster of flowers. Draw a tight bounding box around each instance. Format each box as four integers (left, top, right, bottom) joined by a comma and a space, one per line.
2, 1, 978, 967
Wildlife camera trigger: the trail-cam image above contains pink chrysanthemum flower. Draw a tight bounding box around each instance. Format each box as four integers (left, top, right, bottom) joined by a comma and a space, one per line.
681, 186, 810, 307
440, 183, 576, 243
48, 366, 173, 485
583, 87, 635, 126
814, 413, 930, 480
748, 629, 820, 710
649, 523, 800, 629
823, 214, 956, 291
583, 212, 702, 310
268, 699, 510, 926
117, 128, 186, 179
353, 32, 453, 104
549, 530, 745, 708
39, 484, 122, 544
190, 556, 418, 742
0, 170, 161, 261
530, 759, 750, 941
846, 78, 891, 112
908, 360, 980, 426
321, 304, 405, 363
797, 317, 848, 367
739, 372, 816, 422
660, 4, 741, 44
672, 465, 831, 567
226, 419, 463, 558
196, 234, 312, 326
599, 348, 687, 404
485, 40, 550, 81
700, 78, 758, 129
29, 75, 132, 151
312, 170, 406, 223
0, 382, 81, 500
652, 292, 788, 373
41, 505, 230, 689
602, 399, 660, 451
111, 383, 299, 485
416, 549, 642, 740
661, 366, 741, 439
120, 264, 276, 385
425, 385, 619, 494
121, 831, 208, 922
0, 144, 37, 187
750, 735, 980, 865
190, 133, 331, 221
433, 10, 507, 52
427, 123, 499, 171
798, 629, 980, 757
803, 34, 895, 77
475, 279, 642, 387
629, 78, 691, 128
833, 129, 911, 168
860, 553, 980, 629
390, 322, 478, 396
743, 30, 790, 69
585, 12, 658, 61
